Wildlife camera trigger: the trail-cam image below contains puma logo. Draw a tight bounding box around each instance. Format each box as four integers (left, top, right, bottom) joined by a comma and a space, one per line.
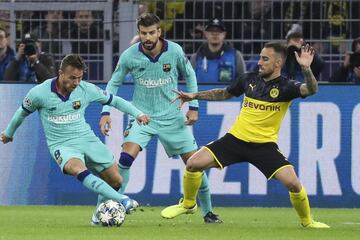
249, 84, 256, 91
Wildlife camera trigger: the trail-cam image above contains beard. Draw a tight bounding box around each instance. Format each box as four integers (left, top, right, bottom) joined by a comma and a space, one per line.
258, 68, 272, 79
141, 39, 158, 51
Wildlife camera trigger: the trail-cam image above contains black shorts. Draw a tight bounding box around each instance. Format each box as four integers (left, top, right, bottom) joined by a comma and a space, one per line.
205, 133, 292, 179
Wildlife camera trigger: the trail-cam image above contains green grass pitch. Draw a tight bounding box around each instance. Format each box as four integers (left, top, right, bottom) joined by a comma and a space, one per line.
0, 206, 359, 240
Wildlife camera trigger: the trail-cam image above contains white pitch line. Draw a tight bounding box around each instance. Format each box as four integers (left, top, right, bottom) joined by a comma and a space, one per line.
341, 222, 360, 225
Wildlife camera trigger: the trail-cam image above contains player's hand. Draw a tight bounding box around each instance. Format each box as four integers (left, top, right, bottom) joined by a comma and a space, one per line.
185, 110, 198, 125
294, 44, 315, 68
171, 89, 196, 109
136, 114, 150, 125
99, 115, 111, 136
0, 132, 13, 144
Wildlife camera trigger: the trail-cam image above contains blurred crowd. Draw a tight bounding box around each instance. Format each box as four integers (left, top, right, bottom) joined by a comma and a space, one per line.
0, 0, 359, 83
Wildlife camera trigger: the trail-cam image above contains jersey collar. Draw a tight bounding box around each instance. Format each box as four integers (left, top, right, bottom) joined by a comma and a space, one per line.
262, 75, 282, 83
51, 77, 71, 102
138, 38, 168, 63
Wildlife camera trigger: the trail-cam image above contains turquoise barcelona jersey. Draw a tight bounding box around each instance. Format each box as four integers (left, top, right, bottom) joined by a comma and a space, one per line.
5, 78, 142, 148
102, 39, 199, 119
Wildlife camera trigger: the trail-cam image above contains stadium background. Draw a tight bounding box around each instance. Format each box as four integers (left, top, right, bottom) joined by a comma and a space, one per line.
0, 0, 359, 207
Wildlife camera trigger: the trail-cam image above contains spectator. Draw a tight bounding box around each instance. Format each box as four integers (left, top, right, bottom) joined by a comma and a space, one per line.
190, 18, 246, 83
32, 11, 71, 58
330, 37, 360, 83
4, 33, 56, 83
283, 31, 325, 82
71, 11, 103, 54
0, 27, 15, 81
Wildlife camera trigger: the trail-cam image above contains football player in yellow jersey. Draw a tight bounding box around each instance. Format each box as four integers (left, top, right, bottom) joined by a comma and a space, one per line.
161, 42, 330, 229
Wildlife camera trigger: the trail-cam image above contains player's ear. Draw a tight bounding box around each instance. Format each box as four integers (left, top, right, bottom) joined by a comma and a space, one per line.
158, 27, 162, 36
275, 55, 283, 68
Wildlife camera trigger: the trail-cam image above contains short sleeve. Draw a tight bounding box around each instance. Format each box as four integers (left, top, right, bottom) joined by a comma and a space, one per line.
283, 80, 303, 100
86, 82, 113, 105
22, 87, 41, 113
226, 73, 246, 97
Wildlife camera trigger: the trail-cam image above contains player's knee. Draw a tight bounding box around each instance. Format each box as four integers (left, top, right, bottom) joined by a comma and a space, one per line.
64, 159, 87, 176
119, 152, 135, 168
186, 158, 202, 172
285, 179, 302, 192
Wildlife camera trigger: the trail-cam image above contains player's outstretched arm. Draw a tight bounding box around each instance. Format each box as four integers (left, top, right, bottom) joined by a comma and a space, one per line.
109, 95, 150, 125
295, 44, 319, 96
172, 88, 234, 108
1, 107, 29, 144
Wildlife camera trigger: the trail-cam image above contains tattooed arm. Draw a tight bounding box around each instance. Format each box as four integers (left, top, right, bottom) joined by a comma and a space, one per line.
172, 88, 234, 108
300, 66, 318, 96
194, 88, 234, 101
294, 44, 319, 96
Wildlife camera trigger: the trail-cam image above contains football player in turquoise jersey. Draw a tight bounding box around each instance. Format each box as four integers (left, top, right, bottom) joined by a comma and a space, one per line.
0, 54, 150, 224
100, 13, 222, 223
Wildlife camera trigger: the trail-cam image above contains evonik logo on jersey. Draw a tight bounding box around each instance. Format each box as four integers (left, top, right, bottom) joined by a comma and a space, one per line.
243, 99, 281, 111
139, 77, 172, 88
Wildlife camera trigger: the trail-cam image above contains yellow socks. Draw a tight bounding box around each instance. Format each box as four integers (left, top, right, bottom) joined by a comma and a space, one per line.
183, 169, 202, 209
289, 186, 312, 226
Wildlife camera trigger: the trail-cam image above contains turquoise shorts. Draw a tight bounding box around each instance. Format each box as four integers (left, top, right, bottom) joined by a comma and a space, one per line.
124, 113, 198, 157
49, 137, 115, 174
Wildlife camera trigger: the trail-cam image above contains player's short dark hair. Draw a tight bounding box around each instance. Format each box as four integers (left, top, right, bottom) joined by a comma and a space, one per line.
136, 13, 161, 30
60, 54, 87, 71
264, 41, 288, 60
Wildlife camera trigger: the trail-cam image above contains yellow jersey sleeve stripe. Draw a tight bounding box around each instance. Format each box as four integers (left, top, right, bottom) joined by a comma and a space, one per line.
204, 146, 223, 169
268, 164, 293, 180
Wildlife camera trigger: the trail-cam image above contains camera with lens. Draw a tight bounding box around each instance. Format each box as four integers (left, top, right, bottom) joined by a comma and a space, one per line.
285, 45, 302, 77
22, 38, 37, 56
287, 45, 301, 59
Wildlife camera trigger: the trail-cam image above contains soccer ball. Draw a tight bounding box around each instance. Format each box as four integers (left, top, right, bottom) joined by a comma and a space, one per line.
96, 200, 126, 227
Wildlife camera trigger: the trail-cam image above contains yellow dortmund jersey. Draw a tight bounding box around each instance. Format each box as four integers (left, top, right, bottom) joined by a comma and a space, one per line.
227, 73, 303, 143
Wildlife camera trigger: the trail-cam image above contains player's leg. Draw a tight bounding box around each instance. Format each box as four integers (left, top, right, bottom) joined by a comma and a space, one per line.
275, 167, 330, 228
63, 158, 129, 203
98, 162, 122, 190
118, 142, 140, 194
52, 146, 126, 202
118, 118, 154, 194
181, 151, 222, 223
183, 148, 219, 207
157, 113, 220, 220
80, 140, 139, 216
162, 133, 242, 219
249, 142, 329, 229
97, 162, 139, 213
161, 147, 218, 219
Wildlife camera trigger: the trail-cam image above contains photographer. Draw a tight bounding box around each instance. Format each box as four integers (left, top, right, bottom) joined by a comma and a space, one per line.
4, 33, 56, 83
283, 32, 324, 82
330, 37, 360, 83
